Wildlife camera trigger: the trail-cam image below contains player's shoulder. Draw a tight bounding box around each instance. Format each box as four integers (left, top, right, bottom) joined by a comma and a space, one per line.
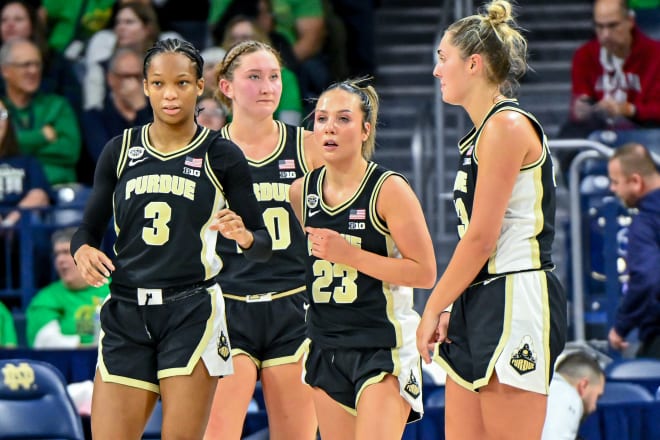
205, 130, 250, 170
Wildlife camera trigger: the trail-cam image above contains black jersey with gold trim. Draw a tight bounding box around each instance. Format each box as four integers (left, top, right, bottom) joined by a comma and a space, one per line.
302, 162, 417, 349
216, 121, 309, 294
109, 124, 235, 288
453, 99, 557, 284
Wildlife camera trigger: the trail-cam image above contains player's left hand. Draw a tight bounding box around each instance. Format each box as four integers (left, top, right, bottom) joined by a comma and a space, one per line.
417, 311, 442, 364
212, 208, 253, 249
305, 226, 350, 263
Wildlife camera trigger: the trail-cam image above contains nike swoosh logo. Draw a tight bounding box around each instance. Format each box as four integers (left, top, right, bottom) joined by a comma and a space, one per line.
309, 210, 320, 217
129, 157, 148, 167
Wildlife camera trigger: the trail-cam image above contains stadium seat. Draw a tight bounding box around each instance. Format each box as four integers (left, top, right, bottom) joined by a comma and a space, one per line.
579, 381, 660, 440
425, 386, 446, 408
52, 183, 93, 226
417, 386, 446, 440
589, 128, 660, 155
0, 358, 84, 439
599, 381, 654, 404
606, 359, 660, 395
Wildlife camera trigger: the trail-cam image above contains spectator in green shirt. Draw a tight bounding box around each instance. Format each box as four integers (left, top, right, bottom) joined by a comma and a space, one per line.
0, 38, 81, 185
221, 15, 303, 125
0, 301, 17, 347
38, 0, 115, 59
26, 227, 109, 348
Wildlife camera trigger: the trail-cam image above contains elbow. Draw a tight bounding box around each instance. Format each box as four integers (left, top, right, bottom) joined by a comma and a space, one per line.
254, 248, 273, 263
419, 267, 437, 289
407, 262, 437, 289
466, 231, 498, 260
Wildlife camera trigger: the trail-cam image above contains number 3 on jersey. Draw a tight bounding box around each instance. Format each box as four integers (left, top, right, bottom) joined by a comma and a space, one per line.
142, 201, 171, 245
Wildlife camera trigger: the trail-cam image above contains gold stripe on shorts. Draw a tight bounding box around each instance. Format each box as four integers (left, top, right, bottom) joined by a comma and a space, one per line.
223, 285, 305, 302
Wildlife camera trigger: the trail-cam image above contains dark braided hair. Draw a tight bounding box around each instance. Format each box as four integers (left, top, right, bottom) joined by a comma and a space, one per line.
143, 38, 204, 80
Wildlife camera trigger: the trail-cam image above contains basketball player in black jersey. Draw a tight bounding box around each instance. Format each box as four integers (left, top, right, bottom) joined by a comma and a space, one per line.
71, 39, 272, 440
205, 40, 321, 440
416, 2, 567, 439
289, 79, 437, 439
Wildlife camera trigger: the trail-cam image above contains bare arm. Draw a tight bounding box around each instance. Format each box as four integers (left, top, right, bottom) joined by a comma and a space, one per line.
1, 188, 50, 226
293, 17, 325, 61
417, 111, 542, 362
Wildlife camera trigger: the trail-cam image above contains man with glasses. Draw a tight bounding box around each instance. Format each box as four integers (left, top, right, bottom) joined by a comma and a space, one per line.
559, 0, 660, 139
0, 38, 81, 185
80, 48, 151, 165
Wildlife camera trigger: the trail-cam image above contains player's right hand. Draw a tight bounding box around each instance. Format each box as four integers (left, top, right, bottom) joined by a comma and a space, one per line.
73, 245, 114, 288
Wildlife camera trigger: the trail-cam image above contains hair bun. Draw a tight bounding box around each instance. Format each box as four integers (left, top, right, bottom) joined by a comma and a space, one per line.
486, 0, 512, 26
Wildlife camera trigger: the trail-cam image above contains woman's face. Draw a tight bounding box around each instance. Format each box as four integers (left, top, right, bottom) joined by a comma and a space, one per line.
226, 20, 256, 47
221, 49, 282, 119
1, 3, 32, 42
144, 52, 203, 126
115, 7, 149, 49
433, 33, 472, 105
314, 88, 369, 163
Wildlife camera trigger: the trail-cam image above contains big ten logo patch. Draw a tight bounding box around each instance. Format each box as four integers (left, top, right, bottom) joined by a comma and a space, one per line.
2, 362, 36, 391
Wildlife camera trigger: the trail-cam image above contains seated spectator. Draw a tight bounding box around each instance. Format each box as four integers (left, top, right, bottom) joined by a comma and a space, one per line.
26, 227, 110, 349
272, 0, 330, 107
330, 0, 376, 78
196, 92, 227, 131
82, 1, 181, 110
559, 0, 660, 139
0, 98, 50, 291
38, 0, 115, 60
210, 0, 330, 108
0, 38, 81, 185
542, 351, 605, 440
0, 301, 17, 347
607, 142, 660, 359
80, 47, 151, 164
222, 15, 303, 125
0, 0, 82, 115
0, 99, 50, 229
211, 0, 299, 74
152, 0, 210, 50
629, 0, 660, 40
200, 46, 226, 97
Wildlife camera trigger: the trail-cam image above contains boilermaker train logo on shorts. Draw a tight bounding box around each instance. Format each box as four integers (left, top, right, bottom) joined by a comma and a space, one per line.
509, 336, 537, 375
404, 369, 421, 399
217, 331, 231, 361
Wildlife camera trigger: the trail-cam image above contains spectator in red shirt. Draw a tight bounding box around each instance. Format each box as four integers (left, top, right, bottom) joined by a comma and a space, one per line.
559, 0, 660, 139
